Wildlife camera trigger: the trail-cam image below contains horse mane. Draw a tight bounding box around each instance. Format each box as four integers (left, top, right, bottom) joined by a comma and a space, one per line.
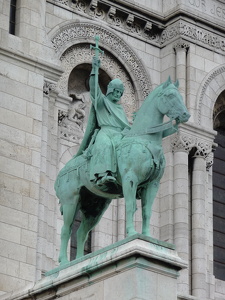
133, 77, 178, 120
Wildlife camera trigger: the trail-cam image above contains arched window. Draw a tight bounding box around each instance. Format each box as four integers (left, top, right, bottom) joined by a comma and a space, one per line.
9, 0, 17, 35
213, 90, 225, 281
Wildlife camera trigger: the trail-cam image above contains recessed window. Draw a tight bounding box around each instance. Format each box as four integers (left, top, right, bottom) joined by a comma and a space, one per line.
213, 91, 225, 281
9, 0, 17, 35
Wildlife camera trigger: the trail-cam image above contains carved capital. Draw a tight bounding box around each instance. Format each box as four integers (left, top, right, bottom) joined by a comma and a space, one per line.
172, 133, 195, 153
192, 140, 216, 171
43, 80, 58, 96
173, 39, 190, 53
192, 140, 212, 159
172, 133, 215, 171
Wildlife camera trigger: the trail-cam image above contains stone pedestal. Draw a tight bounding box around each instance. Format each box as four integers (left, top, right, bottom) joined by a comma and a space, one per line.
2, 235, 187, 300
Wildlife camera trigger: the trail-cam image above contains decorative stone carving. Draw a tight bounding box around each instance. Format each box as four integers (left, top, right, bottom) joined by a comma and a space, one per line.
172, 132, 196, 153
172, 132, 214, 170
58, 43, 136, 121
59, 95, 85, 143
173, 39, 190, 53
197, 66, 225, 125
90, 0, 98, 10
160, 20, 225, 53
51, 0, 160, 43
193, 140, 212, 158
43, 80, 57, 95
51, 23, 151, 100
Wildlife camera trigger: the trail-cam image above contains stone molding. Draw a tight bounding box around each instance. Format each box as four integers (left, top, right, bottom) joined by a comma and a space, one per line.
161, 20, 225, 54
51, 22, 152, 100
49, 0, 162, 44
197, 65, 225, 125
49, 1, 225, 55
59, 43, 136, 115
0, 45, 63, 82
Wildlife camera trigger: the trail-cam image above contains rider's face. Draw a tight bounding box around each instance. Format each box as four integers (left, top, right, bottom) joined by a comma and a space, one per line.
109, 89, 122, 102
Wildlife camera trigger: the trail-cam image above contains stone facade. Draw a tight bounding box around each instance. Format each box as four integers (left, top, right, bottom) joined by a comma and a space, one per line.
0, 0, 225, 299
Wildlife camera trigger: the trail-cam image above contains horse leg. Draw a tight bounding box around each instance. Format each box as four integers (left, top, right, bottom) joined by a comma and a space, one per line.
122, 174, 138, 237
76, 198, 111, 259
141, 180, 160, 236
59, 200, 79, 265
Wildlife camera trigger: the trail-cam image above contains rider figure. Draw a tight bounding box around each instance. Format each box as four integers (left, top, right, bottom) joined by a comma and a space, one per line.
89, 56, 130, 186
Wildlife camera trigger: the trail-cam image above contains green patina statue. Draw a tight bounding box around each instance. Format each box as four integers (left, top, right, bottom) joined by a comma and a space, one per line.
55, 37, 190, 265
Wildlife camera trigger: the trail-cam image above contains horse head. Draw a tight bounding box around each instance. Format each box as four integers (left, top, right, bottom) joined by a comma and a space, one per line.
158, 76, 190, 123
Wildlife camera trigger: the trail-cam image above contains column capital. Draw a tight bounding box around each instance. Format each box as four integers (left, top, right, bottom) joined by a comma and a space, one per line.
173, 39, 190, 53
172, 132, 195, 153
43, 79, 58, 96
172, 132, 215, 171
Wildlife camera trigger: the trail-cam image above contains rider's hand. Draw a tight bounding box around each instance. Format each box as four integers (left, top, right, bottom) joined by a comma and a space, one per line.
92, 56, 101, 68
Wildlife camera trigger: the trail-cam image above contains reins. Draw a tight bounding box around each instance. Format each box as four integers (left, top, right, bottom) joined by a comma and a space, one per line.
123, 119, 173, 137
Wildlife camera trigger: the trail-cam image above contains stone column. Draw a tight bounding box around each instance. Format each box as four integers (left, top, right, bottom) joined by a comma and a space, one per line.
191, 142, 210, 298
174, 40, 189, 105
36, 80, 58, 279
172, 133, 194, 295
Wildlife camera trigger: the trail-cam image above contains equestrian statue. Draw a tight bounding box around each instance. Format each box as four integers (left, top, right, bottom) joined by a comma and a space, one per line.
55, 36, 190, 265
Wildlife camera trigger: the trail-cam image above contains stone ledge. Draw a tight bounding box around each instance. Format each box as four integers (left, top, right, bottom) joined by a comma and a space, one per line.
1, 235, 187, 300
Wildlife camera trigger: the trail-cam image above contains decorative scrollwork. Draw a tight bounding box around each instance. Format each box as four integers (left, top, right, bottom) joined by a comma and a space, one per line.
43, 80, 57, 95
58, 43, 136, 120
172, 133, 196, 153
172, 132, 215, 171
51, 23, 151, 99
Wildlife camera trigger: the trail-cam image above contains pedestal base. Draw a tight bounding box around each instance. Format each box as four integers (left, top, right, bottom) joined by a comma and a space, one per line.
3, 235, 187, 300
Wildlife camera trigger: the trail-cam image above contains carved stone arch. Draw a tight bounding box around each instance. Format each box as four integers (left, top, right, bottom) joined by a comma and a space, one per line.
197, 65, 225, 128
58, 43, 138, 120
49, 20, 152, 106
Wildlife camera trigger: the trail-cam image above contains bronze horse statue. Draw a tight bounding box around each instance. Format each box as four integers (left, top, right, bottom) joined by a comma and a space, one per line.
55, 77, 190, 265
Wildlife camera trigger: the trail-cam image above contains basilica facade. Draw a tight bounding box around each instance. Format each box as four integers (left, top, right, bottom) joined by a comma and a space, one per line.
0, 0, 225, 299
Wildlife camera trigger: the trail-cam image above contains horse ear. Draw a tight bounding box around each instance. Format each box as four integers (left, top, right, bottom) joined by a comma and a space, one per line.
174, 79, 179, 88
162, 76, 172, 89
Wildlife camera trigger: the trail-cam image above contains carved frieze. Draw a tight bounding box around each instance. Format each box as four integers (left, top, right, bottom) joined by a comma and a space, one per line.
50, 0, 225, 55
50, 0, 160, 43
161, 20, 225, 53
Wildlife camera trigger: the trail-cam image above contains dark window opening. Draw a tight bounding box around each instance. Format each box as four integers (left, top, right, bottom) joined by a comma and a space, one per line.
9, 0, 17, 35
213, 129, 225, 281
